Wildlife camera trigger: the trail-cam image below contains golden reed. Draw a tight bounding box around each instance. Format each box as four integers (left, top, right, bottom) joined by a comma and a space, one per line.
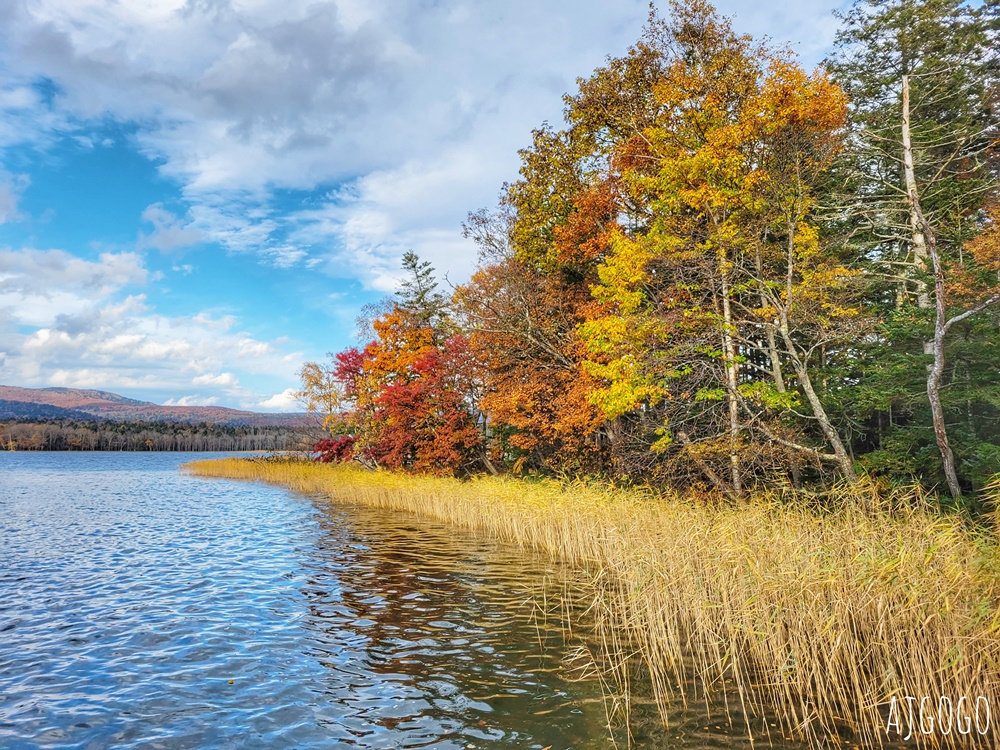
186, 458, 1000, 748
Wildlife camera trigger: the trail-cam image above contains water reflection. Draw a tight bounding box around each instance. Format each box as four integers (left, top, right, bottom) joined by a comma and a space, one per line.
299, 506, 614, 748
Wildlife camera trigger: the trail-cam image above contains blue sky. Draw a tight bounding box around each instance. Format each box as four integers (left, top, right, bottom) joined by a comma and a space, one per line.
0, 0, 846, 411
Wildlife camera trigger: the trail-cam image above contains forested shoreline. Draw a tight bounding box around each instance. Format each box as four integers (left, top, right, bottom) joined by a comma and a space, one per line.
0, 419, 311, 452
300, 0, 999, 503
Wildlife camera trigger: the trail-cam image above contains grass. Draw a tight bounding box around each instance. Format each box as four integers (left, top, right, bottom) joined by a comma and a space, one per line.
186, 457, 1000, 748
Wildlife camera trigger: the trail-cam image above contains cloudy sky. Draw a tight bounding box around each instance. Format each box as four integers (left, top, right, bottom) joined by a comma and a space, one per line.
0, 0, 846, 411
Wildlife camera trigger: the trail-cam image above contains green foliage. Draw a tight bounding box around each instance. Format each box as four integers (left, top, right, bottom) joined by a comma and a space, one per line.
397, 250, 451, 337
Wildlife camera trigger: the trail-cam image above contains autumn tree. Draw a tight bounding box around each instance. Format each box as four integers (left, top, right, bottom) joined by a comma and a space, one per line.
303, 252, 484, 476
297, 358, 344, 429
569, 2, 863, 497
456, 243, 608, 475
455, 109, 632, 476
370, 334, 483, 475
454, 9, 696, 480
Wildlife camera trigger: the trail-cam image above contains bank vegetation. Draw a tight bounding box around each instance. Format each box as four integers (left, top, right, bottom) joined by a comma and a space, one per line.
188, 457, 1000, 748
299, 0, 999, 505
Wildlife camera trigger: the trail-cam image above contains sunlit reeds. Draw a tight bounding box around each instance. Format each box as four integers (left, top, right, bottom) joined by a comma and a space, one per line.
186, 457, 1000, 748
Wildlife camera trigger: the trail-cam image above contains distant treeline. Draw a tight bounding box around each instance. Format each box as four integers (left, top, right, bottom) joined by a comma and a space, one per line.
0, 419, 315, 452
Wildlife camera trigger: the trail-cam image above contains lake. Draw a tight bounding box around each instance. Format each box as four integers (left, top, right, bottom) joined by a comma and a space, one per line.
0, 452, 802, 749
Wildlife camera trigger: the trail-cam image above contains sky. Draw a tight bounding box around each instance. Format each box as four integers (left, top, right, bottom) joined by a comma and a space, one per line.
0, 0, 847, 412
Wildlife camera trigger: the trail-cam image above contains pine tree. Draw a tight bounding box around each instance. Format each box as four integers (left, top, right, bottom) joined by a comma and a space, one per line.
396, 251, 450, 338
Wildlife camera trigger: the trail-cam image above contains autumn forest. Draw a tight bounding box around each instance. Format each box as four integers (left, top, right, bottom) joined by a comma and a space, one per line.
300, 0, 1000, 504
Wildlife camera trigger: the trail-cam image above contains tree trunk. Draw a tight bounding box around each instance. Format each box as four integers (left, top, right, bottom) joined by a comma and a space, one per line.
902, 75, 962, 500
719, 268, 743, 499
925, 289, 962, 499
901, 76, 931, 313
481, 452, 499, 476
756, 249, 787, 394
778, 321, 858, 482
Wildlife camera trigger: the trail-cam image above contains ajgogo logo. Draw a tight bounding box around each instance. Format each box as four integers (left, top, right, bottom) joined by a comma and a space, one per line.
886, 695, 991, 740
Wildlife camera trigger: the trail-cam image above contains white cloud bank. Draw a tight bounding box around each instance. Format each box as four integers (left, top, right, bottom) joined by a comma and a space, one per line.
0, 246, 302, 409
0, 0, 844, 287
260, 387, 300, 411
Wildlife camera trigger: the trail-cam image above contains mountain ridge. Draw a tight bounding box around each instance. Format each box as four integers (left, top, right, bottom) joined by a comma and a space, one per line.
0, 385, 309, 427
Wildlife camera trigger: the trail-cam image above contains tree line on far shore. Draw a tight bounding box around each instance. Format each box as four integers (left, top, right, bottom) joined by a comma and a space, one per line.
0, 419, 312, 452
300, 0, 999, 503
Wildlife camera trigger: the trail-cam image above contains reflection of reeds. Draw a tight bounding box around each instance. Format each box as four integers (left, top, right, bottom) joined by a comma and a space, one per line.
186, 457, 1000, 748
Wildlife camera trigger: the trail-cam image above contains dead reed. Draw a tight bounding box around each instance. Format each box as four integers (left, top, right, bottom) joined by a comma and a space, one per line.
186, 457, 1000, 748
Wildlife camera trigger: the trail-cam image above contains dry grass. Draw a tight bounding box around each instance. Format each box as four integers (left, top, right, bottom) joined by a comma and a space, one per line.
186, 457, 1000, 748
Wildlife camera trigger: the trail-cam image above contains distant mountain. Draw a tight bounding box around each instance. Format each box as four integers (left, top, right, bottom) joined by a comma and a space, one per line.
37, 387, 153, 405
0, 385, 311, 427
0, 399, 98, 421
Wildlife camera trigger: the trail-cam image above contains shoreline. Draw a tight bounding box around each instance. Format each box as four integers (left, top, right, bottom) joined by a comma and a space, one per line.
185, 457, 1000, 749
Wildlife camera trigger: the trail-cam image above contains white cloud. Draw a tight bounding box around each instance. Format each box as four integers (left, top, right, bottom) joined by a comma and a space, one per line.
0, 248, 147, 293
0, 249, 148, 328
138, 203, 205, 252
0, 85, 39, 111
237, 338, 274, 357
164, 394, 220, 407
192, 311, 235, 330
193, 371, 238, 387
0, 169, 29, 223
266, 244, 308, 268
259, 387, 299, 411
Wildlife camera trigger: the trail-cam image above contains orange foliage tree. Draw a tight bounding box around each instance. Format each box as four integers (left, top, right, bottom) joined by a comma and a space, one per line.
573, 2, 862, 494
455, 132, 623, 475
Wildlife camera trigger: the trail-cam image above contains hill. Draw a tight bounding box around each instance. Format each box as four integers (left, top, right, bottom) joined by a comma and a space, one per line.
0, 385, 310, 427
0, 399, 97, 421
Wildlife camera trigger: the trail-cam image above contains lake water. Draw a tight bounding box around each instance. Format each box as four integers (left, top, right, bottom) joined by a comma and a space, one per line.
0, 452, 804, 749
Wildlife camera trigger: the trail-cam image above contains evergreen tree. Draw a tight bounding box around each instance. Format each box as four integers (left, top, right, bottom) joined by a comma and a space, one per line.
396, 251, 450, 338
828, 0, 1000, 496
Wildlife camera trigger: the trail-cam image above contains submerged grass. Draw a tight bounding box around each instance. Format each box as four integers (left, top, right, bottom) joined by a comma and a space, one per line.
186, 457, 1000, 748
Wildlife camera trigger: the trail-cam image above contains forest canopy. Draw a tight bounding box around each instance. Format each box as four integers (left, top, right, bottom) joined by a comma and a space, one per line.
300, 0, 999, 502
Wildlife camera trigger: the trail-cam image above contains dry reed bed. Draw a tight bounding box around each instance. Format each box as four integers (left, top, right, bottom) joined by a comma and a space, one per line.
186, 458, 1000, 748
